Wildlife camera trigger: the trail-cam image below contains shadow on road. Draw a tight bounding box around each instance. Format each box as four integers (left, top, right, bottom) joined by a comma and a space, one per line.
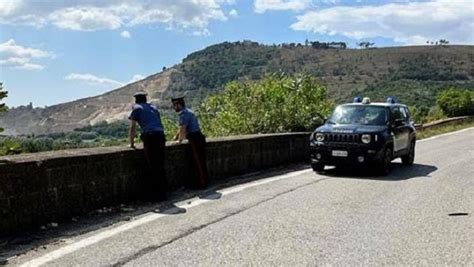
321, 163, 437, 181
154, 203, 186, 215
198, 190, 222, 200
0, 163, 309, 263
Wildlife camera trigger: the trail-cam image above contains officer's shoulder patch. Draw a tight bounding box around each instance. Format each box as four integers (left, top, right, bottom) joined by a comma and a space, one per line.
132, 104, 143, 110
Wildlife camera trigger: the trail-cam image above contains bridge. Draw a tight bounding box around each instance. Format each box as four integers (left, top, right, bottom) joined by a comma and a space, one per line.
1, 128, 473, 265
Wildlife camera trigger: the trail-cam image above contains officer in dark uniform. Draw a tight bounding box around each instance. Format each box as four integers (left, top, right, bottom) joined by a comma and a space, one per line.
128, 92, 168, 201
171, 96, 209, 189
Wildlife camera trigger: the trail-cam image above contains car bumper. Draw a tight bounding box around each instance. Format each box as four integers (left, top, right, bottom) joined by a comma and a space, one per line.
309, 142, 384, 165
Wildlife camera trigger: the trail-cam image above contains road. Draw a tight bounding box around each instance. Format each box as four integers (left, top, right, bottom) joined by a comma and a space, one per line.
6, 128, 474, 266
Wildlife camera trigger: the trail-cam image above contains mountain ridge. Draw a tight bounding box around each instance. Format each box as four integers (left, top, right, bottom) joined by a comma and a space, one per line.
1, 41, 473, 135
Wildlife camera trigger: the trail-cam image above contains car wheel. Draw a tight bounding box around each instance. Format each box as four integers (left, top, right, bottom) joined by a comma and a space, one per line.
311, 163, 325, 173
401, 141, 415, 165
378, 147, 392, 175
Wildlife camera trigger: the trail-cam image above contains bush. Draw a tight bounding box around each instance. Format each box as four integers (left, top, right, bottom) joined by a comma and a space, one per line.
0, 137, 22, 155
408, 105, 429, 124
198, 73, 333, 137
436, 88, 474, 117
426, 106, 446, 122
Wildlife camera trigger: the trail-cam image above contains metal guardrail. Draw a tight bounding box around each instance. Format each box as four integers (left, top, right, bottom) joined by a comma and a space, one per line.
414, 116, 473, 131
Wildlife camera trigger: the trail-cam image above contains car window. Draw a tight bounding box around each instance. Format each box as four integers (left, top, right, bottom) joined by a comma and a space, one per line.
328, 105, 387, 125
399, 107, 408, 121
391, 107, 402, 121
402, 107, 410, 122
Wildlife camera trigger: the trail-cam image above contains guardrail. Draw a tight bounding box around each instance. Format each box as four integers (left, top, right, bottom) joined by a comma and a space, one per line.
414, 116, 472, 131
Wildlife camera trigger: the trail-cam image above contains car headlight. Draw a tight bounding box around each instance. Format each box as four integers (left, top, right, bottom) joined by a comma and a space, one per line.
315, 133, 325, 142
361, 134, 371, 144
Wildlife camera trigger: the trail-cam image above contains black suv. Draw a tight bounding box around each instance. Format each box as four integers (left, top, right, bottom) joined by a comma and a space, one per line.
309, 97, 416, 175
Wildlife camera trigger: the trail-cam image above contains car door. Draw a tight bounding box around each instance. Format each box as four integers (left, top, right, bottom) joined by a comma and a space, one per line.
391, 106, 409, 153
398, 107, 410, 150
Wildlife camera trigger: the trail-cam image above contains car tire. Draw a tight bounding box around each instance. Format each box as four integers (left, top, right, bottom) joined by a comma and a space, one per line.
311, 163, 325, 173
378, 147, 392, 175
401, 141, 415, 166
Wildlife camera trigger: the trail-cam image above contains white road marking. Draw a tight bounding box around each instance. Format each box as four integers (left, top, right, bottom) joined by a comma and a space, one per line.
20, 126, 474, 266
20, 169, 312, 267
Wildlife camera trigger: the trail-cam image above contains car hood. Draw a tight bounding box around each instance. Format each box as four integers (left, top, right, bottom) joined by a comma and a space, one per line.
315, 124, 387, 134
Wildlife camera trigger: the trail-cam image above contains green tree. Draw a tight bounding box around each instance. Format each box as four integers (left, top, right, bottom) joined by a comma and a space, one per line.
0, 137, 22, 155
198, 73, 333, 137
162, 116, 178, 140
0, 82, 8, 133
408, 105, 429, 124
436, 88, 474, 117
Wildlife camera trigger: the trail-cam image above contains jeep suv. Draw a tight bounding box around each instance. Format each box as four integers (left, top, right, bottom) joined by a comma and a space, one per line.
309, 97, 416, 175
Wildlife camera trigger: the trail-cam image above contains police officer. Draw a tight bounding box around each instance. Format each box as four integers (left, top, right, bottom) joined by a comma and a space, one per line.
171, 96, 209, 189
128, 92, 168, 201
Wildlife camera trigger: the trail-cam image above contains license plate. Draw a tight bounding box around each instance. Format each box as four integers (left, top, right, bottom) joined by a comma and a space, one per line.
332, 150, 348, 157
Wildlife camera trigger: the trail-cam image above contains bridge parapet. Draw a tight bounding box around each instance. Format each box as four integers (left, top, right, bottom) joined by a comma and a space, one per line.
0, 133, 309, 236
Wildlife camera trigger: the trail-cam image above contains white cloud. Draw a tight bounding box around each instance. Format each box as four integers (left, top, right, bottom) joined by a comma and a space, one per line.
65, 73, 147, 87
229, 9, 238, 17
192, 29, 211, 36
14, 62, 44, 70
0, 57, 44, 70
129, 74, 145, 83
65, 73, 124, 87
0, 0, 22, 16
0, 39, 54, 71
120, 30, 131, 39
0, 0, 235, 34
0, 39, 52, 58
254, 0, 311, 13
49, 7, 123, 31
291, 0, 474, 45
254, 0, 338, 13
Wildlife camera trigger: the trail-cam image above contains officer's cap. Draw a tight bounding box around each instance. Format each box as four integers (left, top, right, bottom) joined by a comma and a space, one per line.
171, 92, 187, 103
133, 91, 147, 97
171, 96, 184, 102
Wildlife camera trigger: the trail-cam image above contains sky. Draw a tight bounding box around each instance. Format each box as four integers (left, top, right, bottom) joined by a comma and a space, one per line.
0, 0, 473, 107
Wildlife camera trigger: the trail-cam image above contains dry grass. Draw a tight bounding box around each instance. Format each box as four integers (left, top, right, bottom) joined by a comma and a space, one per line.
417, 117, 474, 139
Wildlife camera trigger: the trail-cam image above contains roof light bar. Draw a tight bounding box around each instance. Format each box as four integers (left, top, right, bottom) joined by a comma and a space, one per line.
387, 97, 396, 104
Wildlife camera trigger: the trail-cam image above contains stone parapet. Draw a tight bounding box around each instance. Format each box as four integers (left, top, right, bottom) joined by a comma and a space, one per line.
0, 133, 310, 236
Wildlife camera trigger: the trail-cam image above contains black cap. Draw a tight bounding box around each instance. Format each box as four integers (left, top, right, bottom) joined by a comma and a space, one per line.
171, 96, 184, 102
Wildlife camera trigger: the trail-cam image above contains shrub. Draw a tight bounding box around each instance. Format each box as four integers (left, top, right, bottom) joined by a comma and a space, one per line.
198, 73, 333, 137
436, 88, 474, 117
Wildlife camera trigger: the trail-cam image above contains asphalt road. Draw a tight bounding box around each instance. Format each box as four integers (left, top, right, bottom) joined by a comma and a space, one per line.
7, 127, 474, 266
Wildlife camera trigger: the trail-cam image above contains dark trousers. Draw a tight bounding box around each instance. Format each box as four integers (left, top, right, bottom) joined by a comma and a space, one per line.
141, 131, 168, 200
187, 131, 209, 188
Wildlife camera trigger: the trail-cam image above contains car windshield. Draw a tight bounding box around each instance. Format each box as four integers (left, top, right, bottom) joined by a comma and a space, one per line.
327, 105, 388, 125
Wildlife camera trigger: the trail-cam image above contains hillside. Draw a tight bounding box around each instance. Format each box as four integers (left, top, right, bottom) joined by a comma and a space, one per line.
1, 41, 473, 135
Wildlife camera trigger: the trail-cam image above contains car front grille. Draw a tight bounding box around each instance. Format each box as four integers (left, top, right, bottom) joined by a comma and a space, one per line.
325, 133, 360, 143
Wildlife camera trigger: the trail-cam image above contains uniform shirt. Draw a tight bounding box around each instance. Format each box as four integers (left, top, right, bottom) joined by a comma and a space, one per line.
128, 103, 164, 134
178, 108, 200, 134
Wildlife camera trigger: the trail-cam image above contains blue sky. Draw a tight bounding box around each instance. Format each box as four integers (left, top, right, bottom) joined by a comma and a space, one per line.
1, 0, 473, 107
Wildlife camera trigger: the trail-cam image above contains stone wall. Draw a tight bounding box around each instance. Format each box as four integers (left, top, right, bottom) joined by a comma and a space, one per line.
0, 133, 309, 236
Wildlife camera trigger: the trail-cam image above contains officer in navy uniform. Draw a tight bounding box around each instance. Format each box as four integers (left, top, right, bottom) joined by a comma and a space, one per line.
128, 92, 168, 201
171, 96, 209, 189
